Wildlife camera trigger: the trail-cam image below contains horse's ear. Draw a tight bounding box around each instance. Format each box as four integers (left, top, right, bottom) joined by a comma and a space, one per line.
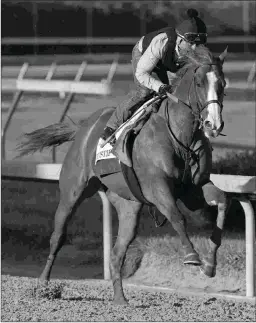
219, 46, 228, 64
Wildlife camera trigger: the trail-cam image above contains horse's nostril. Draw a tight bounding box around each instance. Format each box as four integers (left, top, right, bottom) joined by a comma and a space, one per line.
204, 121, 212, 129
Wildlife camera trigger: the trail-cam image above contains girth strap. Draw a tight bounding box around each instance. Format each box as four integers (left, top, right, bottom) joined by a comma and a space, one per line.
120, 162, 167, 227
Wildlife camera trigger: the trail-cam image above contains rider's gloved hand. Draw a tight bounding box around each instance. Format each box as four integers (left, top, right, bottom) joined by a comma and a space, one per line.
158, 84, 173, 95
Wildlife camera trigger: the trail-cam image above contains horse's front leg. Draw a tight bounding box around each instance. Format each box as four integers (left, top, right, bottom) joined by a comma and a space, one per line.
149, 178, 201, 265
200, 181, 229, 277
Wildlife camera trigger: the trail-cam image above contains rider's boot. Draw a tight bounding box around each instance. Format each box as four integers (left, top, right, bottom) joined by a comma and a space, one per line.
99, 103, 137, 147
100, 92, 153, 147
100, 126, 116, 146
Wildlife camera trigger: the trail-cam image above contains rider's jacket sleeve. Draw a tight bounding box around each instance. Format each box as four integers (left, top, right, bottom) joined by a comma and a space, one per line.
135, 33, 169, 93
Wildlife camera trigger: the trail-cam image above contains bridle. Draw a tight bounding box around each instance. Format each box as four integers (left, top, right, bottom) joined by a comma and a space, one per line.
188, 64, 224, 128
165, 62, 224, 183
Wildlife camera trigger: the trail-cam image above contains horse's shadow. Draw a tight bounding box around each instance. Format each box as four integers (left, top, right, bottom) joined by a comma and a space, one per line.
63, 296, 104, 302
63, 296, 153, 308
135, 304, 152, 309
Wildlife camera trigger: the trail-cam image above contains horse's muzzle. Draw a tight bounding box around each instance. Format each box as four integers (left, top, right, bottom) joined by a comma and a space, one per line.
203, 120, 224, 138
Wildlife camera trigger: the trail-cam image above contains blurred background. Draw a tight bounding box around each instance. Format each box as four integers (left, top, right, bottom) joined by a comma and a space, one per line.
2, 0, 256, 56
1, 1, 256, 162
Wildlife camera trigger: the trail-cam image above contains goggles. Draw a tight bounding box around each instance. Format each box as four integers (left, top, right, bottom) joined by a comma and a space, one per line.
178, 32, 207, 44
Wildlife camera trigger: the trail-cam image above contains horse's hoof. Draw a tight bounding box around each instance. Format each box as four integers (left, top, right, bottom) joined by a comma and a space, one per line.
184, 253, 201, 266
113, 298, 129, 306
37, 278, 49, 287
200, 261, 216, 278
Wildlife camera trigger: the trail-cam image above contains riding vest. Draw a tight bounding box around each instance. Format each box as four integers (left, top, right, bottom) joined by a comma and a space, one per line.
141, 26, 179, 73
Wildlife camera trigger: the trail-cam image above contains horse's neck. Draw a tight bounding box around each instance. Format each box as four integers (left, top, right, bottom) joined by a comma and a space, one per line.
165, 66, 200, 147
158, 98, 197, 149
173, 66, 195, 105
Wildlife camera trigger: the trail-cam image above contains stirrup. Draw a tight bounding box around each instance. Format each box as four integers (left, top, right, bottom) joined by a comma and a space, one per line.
100, 127, 116, 148
101, 126, 115, 140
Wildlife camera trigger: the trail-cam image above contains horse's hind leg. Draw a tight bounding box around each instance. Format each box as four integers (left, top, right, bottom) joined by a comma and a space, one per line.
39, 196, 74, 282
200, 181, 230, 277
39, 167, 97, 283
106, 190, 142, 305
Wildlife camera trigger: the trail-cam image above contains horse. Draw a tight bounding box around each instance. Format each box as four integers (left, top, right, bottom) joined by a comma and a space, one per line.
17, 45, 229, 305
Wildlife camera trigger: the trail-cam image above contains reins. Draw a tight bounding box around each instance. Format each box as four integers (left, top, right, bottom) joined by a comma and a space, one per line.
165, 105, 199, 183
165, 63, 223, 183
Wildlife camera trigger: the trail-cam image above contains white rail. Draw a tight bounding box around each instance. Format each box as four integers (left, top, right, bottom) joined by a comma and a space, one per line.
1, 61, 116, 161
2, 78, 111, 95
1, 161, 255, 299
2, 61, 256, 78
2, 60, 255, 94
1, 64, 124, 79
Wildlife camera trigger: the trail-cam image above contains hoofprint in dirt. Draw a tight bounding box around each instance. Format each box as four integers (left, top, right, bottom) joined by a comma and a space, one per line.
1, 275, 255, 322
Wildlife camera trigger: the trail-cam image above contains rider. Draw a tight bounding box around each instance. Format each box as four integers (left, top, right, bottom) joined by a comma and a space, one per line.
101, 8, 208, 144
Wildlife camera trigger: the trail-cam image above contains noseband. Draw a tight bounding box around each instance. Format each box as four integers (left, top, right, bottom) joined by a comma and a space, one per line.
202, 99, 223, 112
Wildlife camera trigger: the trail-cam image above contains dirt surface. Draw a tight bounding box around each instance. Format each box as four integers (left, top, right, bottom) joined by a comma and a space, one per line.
1, 275, 255, 322
1, 245, 104, 281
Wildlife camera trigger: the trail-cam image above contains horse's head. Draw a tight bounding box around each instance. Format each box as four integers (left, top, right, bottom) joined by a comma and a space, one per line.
175, 45, 227, 138
194, 48, 227, 138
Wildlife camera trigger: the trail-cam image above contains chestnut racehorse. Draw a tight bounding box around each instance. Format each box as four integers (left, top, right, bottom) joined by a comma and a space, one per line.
18, 45, 228, 305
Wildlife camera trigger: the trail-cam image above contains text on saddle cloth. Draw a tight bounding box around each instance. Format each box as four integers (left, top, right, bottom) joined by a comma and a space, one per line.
95, 96, 159, 164
95, 140, 116, 163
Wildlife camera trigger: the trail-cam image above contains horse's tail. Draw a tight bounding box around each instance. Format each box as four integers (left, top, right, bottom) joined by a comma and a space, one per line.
16, 122, 80, 157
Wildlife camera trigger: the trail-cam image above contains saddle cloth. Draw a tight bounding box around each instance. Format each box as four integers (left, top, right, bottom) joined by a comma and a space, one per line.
95, 96, 157, 165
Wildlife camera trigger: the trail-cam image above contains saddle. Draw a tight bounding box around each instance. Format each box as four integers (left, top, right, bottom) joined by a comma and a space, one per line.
112, 95, 164, 167
94, 98, 167, 226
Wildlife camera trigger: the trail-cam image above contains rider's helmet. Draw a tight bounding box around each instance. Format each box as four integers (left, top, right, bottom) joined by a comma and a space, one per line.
176, 9, 207, 45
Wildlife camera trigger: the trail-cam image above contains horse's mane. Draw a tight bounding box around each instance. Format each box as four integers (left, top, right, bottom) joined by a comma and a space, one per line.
180, 45, 213, 68
171, 45, 214, 88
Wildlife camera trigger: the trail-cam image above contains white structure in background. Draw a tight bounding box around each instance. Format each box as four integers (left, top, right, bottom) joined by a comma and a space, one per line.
1, 58, 119, 161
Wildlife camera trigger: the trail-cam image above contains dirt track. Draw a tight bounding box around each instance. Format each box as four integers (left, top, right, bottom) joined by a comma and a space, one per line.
2, 275, 255, 322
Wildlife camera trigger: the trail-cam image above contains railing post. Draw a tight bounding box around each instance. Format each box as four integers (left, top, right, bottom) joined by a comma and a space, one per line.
236, 196, 255, 297
98, 190, 112, 280
105, 53, 119, 85
43, 62, 57, 163
52, 61, 87, 163
247, 61, 256, 84
45, 62, 57, 81
1, 63, 29, 160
